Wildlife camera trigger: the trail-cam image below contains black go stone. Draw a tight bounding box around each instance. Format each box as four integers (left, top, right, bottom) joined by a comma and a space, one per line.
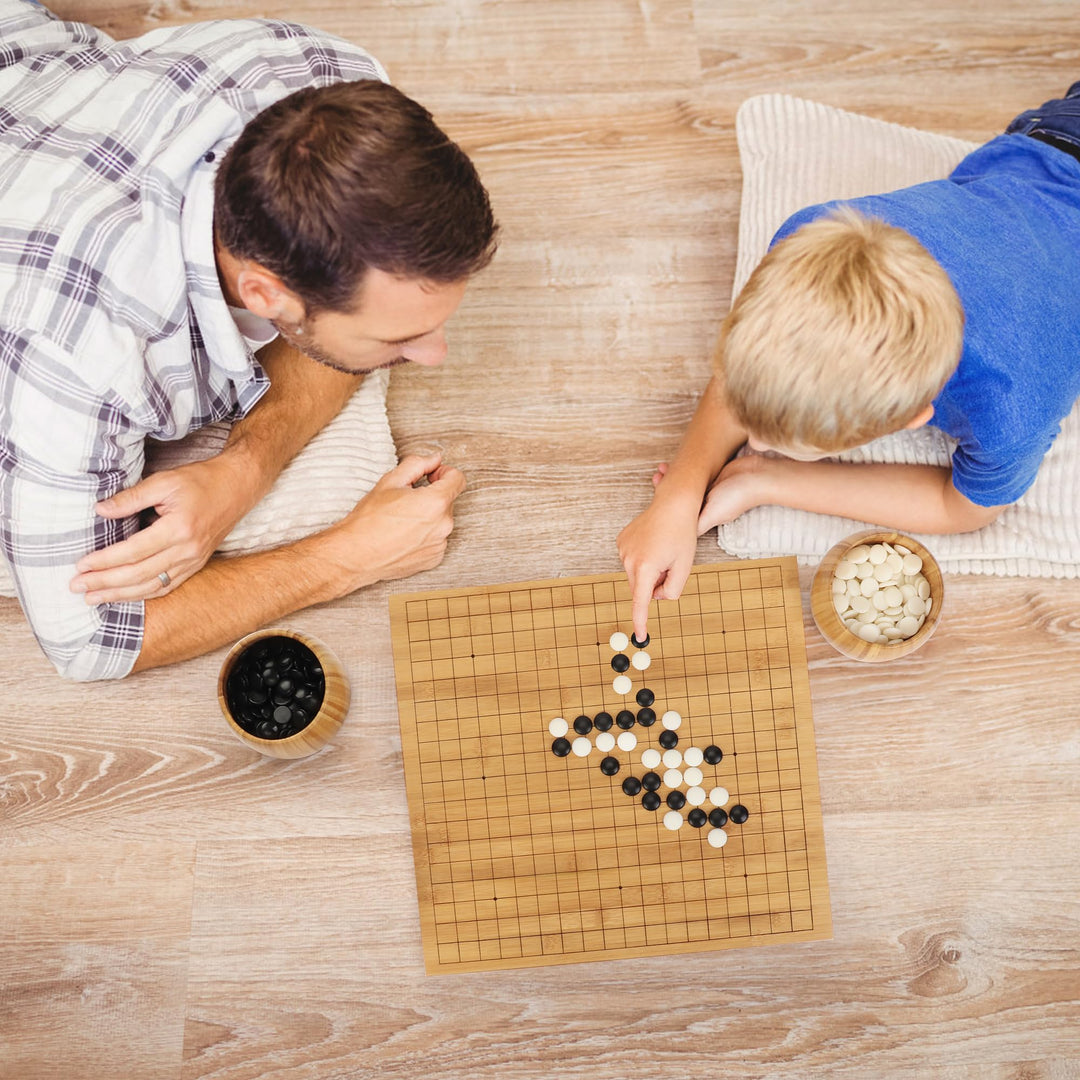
703, 744, 724, 765
688, 808, 708, 828
641, 791, 662, 811
658, 729, 679, 749
573, 714, 593, 735
225, 635, 326, 740
641, 771, 662, 791
551, 737, 572, 757
666, 790, 687, 811
729, 804, 750, 825
709, 807, 728, 828
600, 756, 620, 776
636, 688, 655, 708
622, 776, 642, 797
611, 653, 631, 673
616, 710, 636, 730
593, 711, 614, 731
630, 632, 650, 649
637, 707, 656, 727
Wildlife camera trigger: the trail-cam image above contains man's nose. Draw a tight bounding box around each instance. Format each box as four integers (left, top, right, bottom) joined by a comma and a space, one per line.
402, 330, 448, 367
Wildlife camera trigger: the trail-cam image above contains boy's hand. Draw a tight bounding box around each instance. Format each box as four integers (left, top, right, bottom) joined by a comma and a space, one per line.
617, 483, 702, 644
70, 453, 258, 605
697, 454, 771, 533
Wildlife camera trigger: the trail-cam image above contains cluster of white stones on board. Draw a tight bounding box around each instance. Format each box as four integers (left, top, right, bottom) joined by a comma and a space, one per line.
831, 541, 932, 645
547, 629, 748, 849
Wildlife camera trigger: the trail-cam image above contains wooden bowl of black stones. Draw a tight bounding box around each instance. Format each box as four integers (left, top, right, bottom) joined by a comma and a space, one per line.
218, 628, 350, 759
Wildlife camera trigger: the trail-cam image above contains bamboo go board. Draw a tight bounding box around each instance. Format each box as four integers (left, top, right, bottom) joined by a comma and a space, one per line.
390, 558, 831, 973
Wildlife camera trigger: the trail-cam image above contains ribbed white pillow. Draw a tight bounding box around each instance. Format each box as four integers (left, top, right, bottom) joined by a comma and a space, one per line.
0, 366, 397, 598
717, 94, 1080, 578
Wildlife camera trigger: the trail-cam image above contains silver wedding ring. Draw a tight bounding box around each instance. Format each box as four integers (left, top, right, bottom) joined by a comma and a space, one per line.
158, 570, 171, 588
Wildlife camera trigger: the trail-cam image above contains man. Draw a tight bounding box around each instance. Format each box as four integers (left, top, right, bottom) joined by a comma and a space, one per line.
0, 1, 498, 679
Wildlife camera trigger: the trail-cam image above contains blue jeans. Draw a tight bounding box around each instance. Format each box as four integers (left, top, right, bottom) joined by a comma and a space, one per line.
1006, 79, 1080, 155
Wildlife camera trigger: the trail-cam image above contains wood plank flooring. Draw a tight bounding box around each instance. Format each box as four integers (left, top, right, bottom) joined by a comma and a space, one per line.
2, 2, 1079, 1078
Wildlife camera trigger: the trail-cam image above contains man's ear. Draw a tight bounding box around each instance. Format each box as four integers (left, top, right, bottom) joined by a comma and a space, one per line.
235, 264, 304, 324
904, 404, 935, 430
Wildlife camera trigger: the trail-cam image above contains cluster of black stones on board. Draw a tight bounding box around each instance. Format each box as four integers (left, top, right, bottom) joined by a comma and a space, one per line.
549, 630, 749, 848
226, 635, 326, 740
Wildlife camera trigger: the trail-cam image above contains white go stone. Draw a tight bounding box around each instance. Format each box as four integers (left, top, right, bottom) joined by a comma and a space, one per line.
612, 674, 633, 695
661, 710, 683, 730
595, 731, 616, 752
663, 810, 684, 831
683, 766, 703, 787
571, 737, 592, 757
609, 631, 629, 651
616, 730, 638, 752
662, 748, 682, 769
707, 828, 728, 848
709, 786, 729, 807
682, 746, 704, 767
663, 768, 684, 789
548, 717, 569, 738
631, 651, 651, 670
686, 786, 707, 806
641, 748, 662, 769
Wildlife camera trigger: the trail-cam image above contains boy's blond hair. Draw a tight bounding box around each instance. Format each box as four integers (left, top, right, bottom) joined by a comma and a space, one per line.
717, 208, 964, 452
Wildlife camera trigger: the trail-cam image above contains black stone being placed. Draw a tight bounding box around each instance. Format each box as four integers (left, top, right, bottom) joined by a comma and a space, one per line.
573, 714, 593, 735
658, 729, 679, 750
729, 804, 750, 825
630, 632, 650, 649
622, 776, 643, 797
641, 771, 662, 792
703, 744, 724, 765
600, 756, 621, 776
641, 791, 662, 811
593, 711, 614, 731
637, 707, 656, 727
610, 653, 631, 673
688, 808, 708, 828
551, 737, 572, 757
708, 807, 728, 828
636, 688, 655, 708
615, 710, 636, 730
666, 790, 687, 811
226, 635, 325, 740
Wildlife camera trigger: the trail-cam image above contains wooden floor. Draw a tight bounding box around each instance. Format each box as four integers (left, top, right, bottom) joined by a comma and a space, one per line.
3, 2, 1079, 1078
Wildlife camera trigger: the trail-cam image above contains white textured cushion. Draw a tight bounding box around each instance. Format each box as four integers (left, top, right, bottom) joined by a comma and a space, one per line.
717, 94, 1080, 578
0, 366, 397, 597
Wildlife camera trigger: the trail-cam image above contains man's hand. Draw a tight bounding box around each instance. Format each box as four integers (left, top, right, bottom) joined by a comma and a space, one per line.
70, 453, 259, 604
321, 452, 466, 591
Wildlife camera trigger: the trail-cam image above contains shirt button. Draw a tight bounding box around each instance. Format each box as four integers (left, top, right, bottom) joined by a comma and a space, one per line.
203, 151, 216, 163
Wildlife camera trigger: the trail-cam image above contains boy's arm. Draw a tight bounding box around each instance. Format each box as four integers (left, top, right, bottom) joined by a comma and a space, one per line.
130, 453, 464, 673
699, 455, 1006, 535
618, 375, 748, 640
71, 338, 363, 604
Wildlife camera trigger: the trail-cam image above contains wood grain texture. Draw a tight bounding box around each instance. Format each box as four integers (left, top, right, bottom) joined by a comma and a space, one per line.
3, 0, 1080, 1077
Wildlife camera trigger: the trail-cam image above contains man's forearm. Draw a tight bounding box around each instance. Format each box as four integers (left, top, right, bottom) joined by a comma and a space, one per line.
130, 526, 357, 673
760, 459, 1006, 534
222, 337, 363, 500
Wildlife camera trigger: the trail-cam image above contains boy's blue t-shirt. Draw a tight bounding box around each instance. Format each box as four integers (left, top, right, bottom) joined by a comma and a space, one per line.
772, 134, 1080, 507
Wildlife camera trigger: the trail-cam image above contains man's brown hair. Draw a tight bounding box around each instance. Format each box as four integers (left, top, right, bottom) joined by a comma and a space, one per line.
214, 80, 498, 313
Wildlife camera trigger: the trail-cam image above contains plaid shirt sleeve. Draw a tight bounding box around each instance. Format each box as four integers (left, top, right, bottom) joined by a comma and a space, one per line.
0, 0, 388, 679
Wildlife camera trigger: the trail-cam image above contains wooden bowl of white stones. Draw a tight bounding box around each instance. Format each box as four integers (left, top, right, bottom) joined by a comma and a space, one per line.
218, 627, 351, 758
811, 530, 944, 662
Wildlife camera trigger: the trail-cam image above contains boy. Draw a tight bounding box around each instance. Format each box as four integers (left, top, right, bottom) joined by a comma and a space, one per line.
619, 81, 1080, 641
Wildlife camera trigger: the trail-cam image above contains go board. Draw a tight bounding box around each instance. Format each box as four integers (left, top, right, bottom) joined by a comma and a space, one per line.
389, 558, 831, 974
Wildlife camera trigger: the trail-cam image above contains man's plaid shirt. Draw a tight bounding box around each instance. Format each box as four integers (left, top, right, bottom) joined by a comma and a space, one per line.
0, 1, 385, 679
